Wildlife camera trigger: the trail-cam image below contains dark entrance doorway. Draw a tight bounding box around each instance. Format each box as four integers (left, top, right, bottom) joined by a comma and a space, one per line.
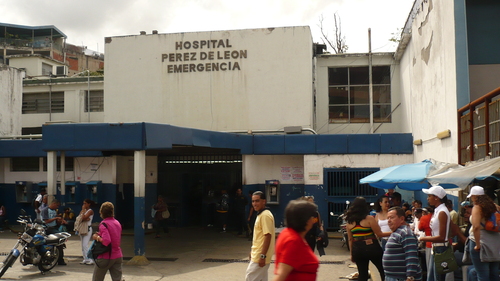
158, 148, 242, 227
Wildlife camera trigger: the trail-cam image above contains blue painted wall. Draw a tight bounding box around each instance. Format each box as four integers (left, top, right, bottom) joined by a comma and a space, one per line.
466, 1, 500, 65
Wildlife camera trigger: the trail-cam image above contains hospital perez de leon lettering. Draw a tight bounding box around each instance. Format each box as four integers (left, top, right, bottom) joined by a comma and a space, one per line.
162, 39, 247, 73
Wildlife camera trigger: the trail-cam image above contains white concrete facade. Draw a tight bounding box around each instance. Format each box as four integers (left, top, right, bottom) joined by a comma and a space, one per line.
398, 0, 459, 163
22, 79, 104, 128
0, 65, 22, 136
104, 27, 314, 132
8, 55, 64, 78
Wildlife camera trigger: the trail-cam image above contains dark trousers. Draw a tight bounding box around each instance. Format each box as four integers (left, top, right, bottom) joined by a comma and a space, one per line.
153, 219, 168, 236
351, 238, 384, 281
235, 211, 246, 234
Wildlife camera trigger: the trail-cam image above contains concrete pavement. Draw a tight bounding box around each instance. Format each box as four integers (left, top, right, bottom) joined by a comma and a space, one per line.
0, 227, 379, 280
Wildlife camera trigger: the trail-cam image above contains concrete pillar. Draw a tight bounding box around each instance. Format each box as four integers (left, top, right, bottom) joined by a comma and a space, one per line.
127, 150, 150, 265
60, 151, 66, 205
47, 151, 57, 199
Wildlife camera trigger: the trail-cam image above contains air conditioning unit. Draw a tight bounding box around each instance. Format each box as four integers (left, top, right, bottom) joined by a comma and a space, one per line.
55, 65, 67, 76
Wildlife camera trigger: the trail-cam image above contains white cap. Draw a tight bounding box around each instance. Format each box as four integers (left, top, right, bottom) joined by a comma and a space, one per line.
422, 185, 447, 199
467, 185, 485, 198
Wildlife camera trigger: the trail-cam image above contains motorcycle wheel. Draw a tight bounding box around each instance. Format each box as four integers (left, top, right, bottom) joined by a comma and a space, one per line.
343, 232, 350, 251
0, 252, 17, 278
37, 247, 60, 272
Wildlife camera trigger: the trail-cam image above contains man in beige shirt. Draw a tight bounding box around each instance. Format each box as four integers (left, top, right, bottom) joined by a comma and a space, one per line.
246, 191, 275, 281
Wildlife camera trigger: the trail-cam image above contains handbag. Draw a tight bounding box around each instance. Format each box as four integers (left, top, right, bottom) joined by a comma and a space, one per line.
462, 238, 472, 264
88, 223, 112, 260
74, 214, 88, 235
479, 229, 500, 262
162, 209, 170, 219
433, 244, 458, 274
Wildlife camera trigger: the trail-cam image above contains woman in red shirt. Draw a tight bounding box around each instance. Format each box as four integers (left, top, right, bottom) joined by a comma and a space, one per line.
418, 206, 434, 271
273, 200, 319, 281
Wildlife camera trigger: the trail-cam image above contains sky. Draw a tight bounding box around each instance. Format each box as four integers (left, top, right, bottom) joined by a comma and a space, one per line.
1, 0, 415, 54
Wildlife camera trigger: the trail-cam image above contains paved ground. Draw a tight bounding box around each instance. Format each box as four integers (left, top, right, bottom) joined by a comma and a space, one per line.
0, 226, 380, 281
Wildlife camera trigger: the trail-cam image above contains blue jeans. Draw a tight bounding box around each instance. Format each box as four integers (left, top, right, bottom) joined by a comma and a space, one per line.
468, 239, 500, 281
427, 245, 448, 281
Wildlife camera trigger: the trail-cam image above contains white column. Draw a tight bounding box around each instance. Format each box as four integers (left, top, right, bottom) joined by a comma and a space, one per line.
61, 151, 66, 198
134, 150, 146, 197
47, 151, 57, 197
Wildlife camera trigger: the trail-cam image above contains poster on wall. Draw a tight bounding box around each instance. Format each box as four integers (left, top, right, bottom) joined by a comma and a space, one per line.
281, 167, 291, 181
281, 166, 304, 182
308, 172, 320, 181
291, 167, 304, 182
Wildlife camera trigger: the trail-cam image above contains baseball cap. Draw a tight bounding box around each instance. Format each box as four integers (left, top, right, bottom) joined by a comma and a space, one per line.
422, 185, 447, 199
467, 185, 484, 198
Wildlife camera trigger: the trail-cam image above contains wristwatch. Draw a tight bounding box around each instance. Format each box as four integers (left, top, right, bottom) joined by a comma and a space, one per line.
260, 254, 266, 259
407, 276, 415, 281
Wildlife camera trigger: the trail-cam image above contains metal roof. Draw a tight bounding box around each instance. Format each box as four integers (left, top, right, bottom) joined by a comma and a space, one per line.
0, 22, 67, 39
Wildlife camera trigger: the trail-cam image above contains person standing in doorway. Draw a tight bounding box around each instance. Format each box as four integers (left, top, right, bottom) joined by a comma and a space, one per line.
246, 191, 275, 281
216, 190, 230, 233
153, 195, 169, 238
234, 188, 248, 236
247, 190, 257, 240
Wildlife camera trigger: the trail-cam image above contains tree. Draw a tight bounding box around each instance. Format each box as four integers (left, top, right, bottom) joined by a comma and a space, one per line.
318, 13, 348, 54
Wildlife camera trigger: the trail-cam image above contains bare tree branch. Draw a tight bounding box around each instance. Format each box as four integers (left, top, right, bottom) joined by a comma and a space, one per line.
318, 13, 348, 54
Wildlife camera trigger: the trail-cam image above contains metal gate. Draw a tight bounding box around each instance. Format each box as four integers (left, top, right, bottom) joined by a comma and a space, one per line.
325, 168, 380, 230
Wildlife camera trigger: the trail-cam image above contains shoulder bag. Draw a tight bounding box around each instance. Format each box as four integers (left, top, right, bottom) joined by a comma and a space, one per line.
88, 222, 112, 261
479, 229, 500, 262
433, 244, 458, 274
74, 214, 88, 235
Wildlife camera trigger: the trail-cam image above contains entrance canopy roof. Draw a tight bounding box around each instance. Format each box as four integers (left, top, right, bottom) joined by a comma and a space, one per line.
0, 123, 413, 157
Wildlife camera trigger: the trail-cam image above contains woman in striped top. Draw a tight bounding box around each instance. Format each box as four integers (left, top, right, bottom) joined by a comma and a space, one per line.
346, 197, 391, 281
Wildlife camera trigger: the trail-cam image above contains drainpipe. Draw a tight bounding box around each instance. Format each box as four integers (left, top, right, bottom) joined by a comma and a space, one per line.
87, 70, 90, 122
368, 28, 374, 134
49, 78, 52, 121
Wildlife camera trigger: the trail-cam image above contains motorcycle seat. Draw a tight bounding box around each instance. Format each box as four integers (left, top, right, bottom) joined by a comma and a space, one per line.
46, 233, 70, 244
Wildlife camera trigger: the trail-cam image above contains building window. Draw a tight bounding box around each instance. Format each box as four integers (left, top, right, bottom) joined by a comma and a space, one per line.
43, 157, 74, 171
22, 92, 64, 114
328, 66, 391, 123
41, 62, 52, 76
11, 157, 40, 171
84, 90, 104, 112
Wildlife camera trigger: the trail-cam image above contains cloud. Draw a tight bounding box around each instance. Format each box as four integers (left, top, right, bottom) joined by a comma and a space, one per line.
0, 0, 413, 53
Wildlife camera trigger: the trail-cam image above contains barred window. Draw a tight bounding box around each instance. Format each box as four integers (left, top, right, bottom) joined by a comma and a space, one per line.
22, 92, 64, 114
84, 90, 104, 112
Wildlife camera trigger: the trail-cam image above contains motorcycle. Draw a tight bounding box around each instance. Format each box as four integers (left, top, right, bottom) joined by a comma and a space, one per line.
0, 209, 71, 278
333, 200, 350, 251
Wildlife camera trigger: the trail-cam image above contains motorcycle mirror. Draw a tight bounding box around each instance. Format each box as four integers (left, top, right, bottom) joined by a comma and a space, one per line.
330, 212, 334, 216
20, 209, 26, 215
345, 201, 350, 204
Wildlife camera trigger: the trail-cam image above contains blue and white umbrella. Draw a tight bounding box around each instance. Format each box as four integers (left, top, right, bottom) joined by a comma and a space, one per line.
359, 159, 458, 191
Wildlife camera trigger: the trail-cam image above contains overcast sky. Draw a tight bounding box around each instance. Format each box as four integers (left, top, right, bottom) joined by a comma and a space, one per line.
1, 0, 414, 54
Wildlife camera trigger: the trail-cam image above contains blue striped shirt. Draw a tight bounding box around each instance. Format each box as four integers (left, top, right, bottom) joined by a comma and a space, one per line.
383, 225, 422, 280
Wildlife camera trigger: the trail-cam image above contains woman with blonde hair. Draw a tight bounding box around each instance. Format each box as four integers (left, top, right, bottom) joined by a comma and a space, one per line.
92, 202, 123, 281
